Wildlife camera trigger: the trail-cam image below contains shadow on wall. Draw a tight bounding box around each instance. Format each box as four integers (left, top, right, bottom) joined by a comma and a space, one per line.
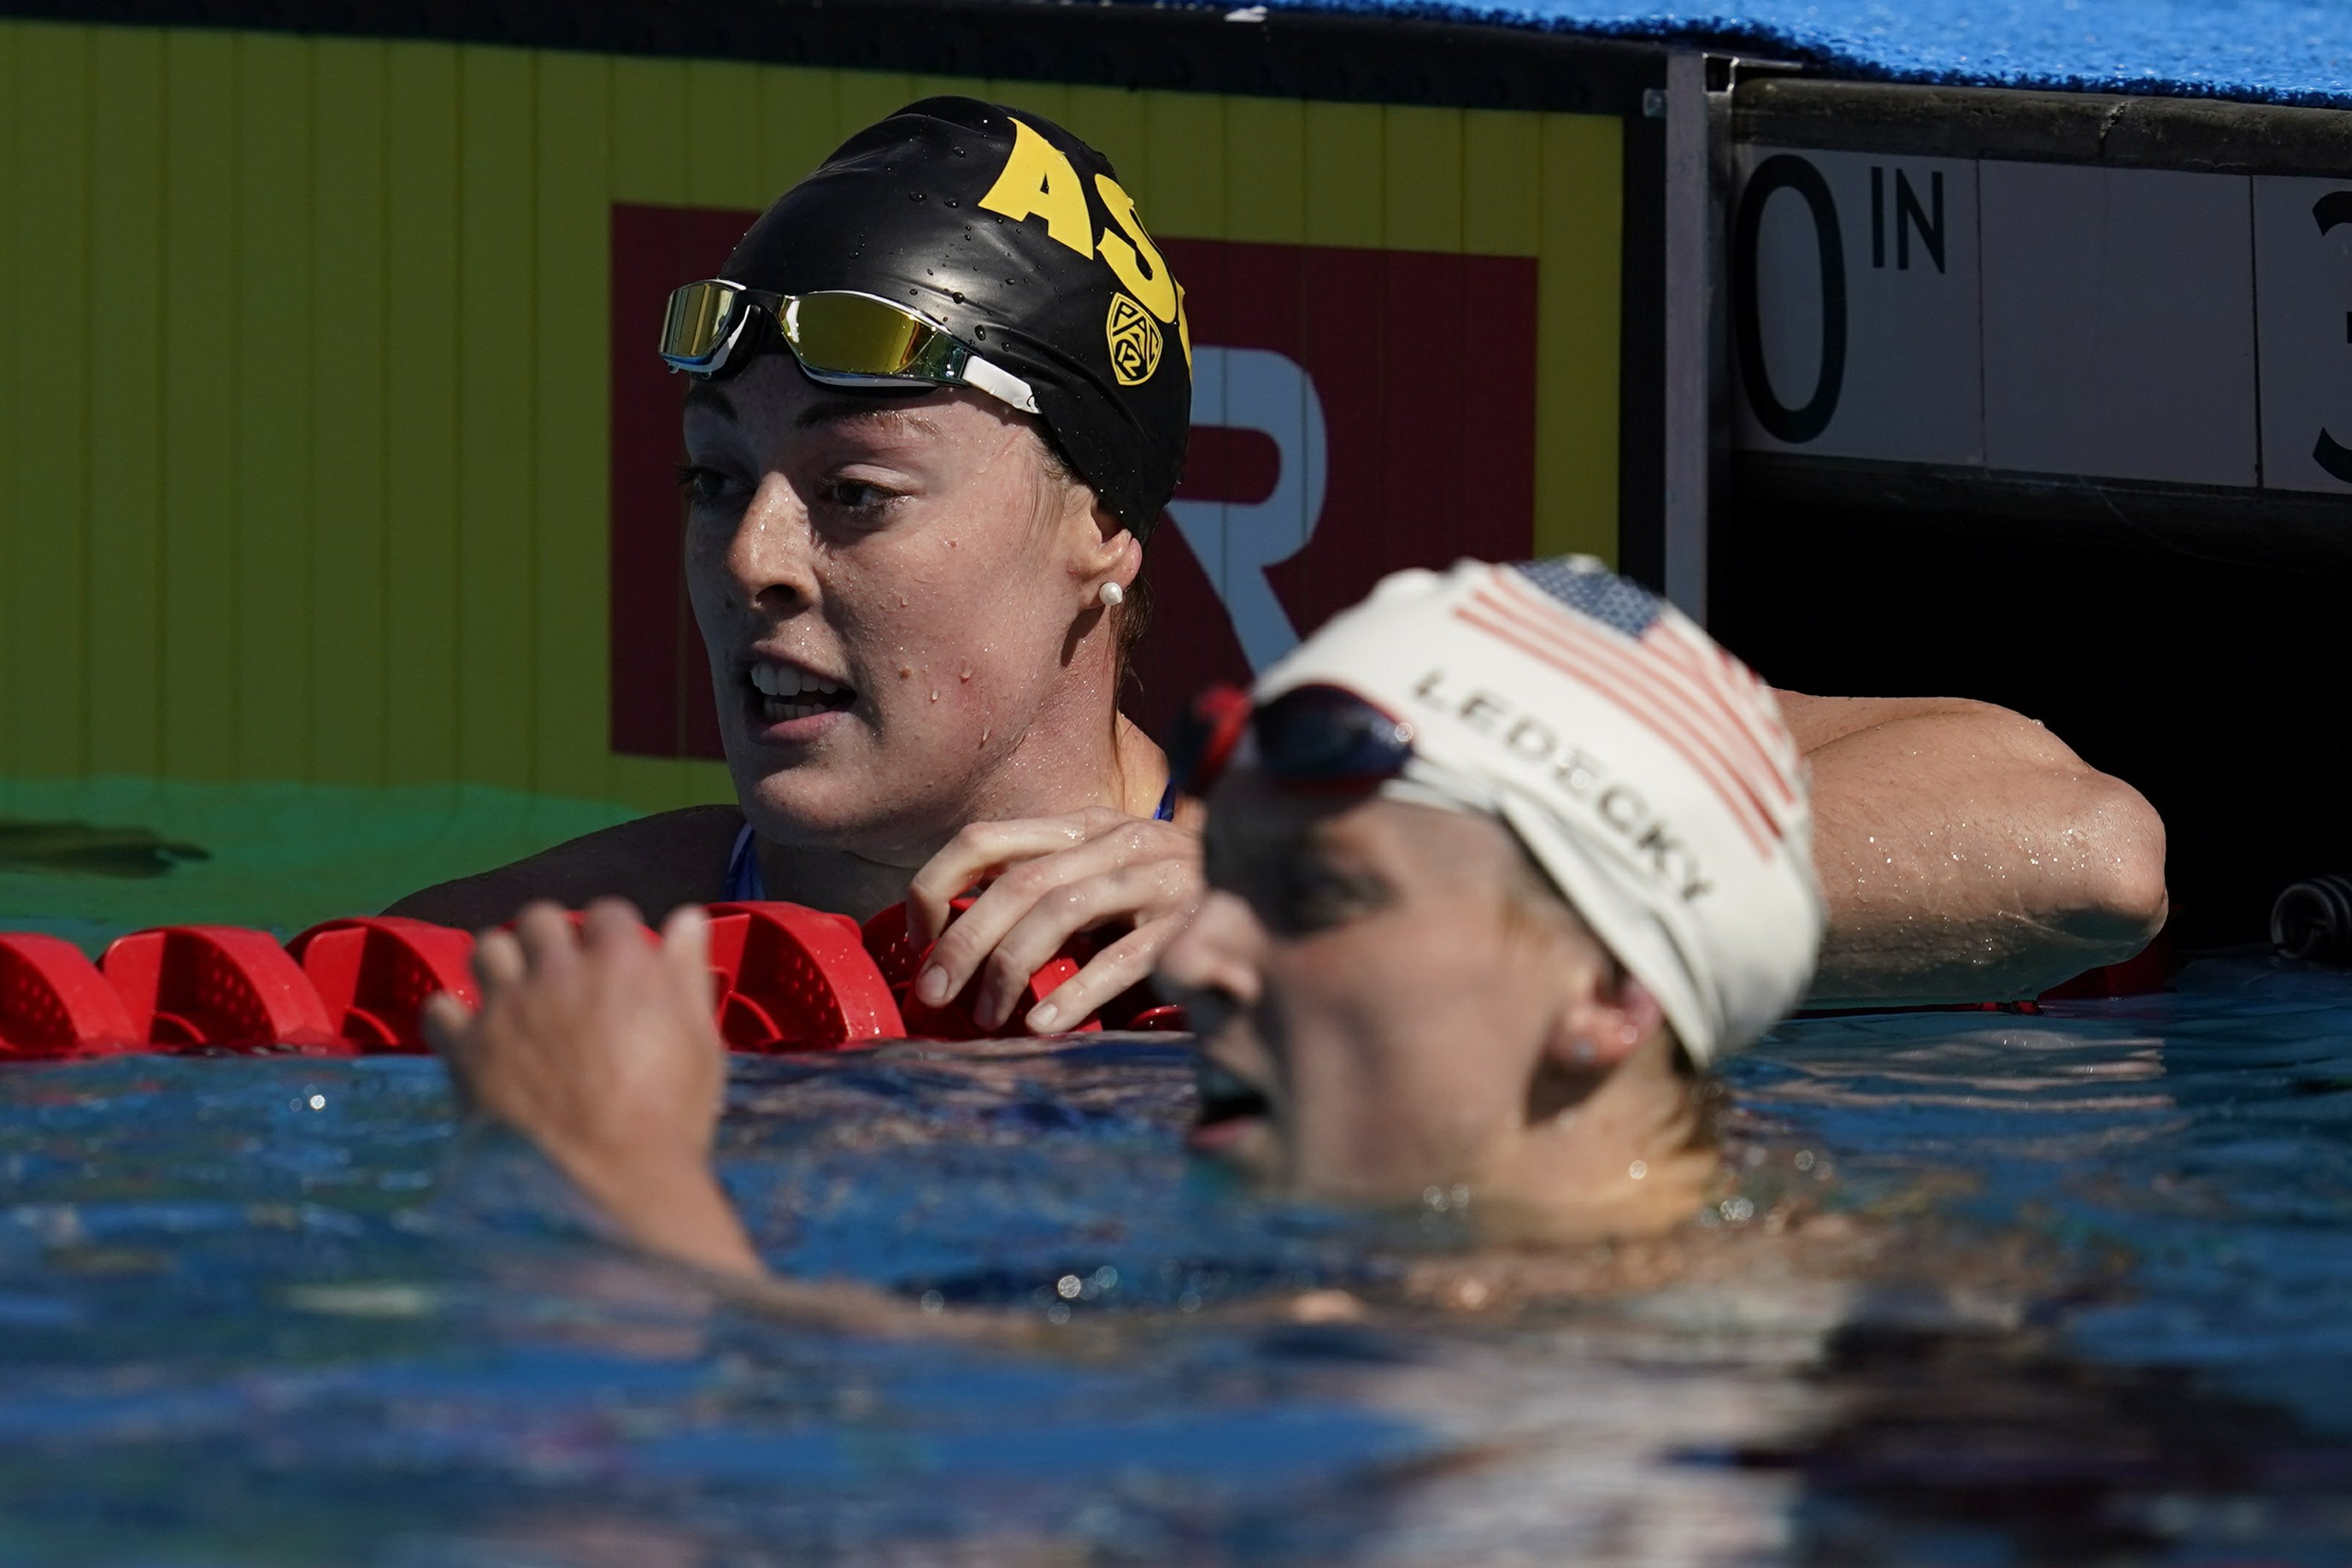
0, 781, 641, 952
0, 820, 209, 880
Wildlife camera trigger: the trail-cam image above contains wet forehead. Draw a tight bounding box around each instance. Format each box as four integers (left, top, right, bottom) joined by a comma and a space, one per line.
681, 354, 969, 444
1207, 771, 1517, 891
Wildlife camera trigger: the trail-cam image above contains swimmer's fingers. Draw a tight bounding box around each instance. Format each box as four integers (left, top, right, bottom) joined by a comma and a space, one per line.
420, 990, 471, 1058
420, 990, 481, 1114
968, 859, 1196, 1033
1025, 918, 1175, 1036
917, 818, 1198, 1022
511, 900, 583, 978
472, 925, 527, 996
658, 904, 719, 1015
906, 808, 1131, 946
579, 895, 649, 953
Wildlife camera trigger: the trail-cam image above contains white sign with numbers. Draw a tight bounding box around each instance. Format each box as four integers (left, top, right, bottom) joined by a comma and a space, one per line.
2255, 175, 2352, 495
1733, 147, 1980, 465
1735, 147, 2352, 497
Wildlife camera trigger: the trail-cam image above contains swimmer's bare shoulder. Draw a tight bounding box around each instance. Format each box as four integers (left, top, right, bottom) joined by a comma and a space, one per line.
1390, 1203, 1886, 1317
1353, 1198, 2107, 1329
386, 806, 746, 928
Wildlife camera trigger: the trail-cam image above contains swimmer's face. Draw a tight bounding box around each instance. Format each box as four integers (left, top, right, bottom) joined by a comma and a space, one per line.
1159, 773, 1621, 1205
681, 354, 1120, 858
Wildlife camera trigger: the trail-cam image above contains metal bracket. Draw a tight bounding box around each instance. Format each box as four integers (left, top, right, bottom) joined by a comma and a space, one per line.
1661, 50, 1802, 625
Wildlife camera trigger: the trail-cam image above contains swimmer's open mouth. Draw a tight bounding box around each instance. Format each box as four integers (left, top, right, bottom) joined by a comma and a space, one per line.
1194, 1058, 1272, 1130
749, 663, 857, 724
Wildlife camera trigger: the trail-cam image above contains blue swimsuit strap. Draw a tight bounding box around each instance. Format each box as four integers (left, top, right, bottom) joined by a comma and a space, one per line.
723, 822, 767, 902
725, 789, 1177, 906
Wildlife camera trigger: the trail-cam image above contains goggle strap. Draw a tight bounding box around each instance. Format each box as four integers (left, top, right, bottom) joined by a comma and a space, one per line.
959, 353, 1040, 415
709, 302, 759, 374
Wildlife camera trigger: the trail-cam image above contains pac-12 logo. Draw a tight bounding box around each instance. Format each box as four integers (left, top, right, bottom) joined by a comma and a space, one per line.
1105, 293, 1163, 386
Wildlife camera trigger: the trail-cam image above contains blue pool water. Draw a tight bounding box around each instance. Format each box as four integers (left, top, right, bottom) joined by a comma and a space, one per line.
4, 960, 2352, 1564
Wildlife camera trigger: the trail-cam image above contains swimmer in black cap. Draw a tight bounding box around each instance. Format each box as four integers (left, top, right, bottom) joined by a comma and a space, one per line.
396, 99, 1206, 1033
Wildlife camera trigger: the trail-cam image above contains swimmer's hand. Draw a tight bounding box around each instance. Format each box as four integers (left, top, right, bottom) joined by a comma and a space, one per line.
423, 898, 764, 1280
906, 807, 1206, 1035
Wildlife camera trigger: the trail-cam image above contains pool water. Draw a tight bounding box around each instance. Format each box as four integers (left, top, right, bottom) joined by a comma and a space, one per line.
2, 959, 2350, 1566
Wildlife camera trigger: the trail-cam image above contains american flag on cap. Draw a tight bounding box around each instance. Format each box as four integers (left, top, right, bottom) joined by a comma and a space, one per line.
1249, 556, 1824, 1062
1448, 559, 1802, 861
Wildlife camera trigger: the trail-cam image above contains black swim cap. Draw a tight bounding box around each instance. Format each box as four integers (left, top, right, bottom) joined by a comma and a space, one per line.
723, 97, 1192, 540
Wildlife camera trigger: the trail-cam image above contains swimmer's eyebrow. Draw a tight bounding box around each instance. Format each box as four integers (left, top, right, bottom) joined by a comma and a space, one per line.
796, 397, 943, 440
681, 380, 737, 421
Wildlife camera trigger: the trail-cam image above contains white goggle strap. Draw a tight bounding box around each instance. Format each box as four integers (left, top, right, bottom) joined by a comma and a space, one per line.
958, 353, 1040, 416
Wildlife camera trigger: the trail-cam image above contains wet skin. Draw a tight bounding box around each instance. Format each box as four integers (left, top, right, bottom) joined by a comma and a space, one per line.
678, 358, 1135, 862
428, 771, 1721, 1288
397, 355, 1205, 1032
1158, 771, 1714, 1240
391, 341, 2165, 1016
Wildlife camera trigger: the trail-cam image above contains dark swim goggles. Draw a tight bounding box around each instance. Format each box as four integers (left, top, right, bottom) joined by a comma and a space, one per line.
1167, 683, 1418, 799
659, 279, 1040, 414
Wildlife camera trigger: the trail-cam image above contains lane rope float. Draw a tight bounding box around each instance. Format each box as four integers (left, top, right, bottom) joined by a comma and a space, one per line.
0, 899, 1188, 1058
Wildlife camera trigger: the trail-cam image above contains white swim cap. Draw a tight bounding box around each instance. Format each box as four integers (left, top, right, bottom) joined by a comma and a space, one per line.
1254, 557, 1824, 1065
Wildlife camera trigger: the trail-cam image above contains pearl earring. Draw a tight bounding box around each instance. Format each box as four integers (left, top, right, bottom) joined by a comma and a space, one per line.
1098, 580, 1125, 608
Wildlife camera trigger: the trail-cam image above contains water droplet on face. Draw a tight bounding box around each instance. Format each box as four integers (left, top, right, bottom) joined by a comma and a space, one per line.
930, 689, 939, 702
909, 190, 925, 201
944, 198, 959, 209
959, 665, 971, 681
972, 326, 985, 339
950, 291, 964, 303
952, 144, 966, 157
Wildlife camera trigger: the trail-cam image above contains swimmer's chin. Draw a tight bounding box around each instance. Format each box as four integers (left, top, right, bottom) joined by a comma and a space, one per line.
1185, 1111, 1278, 1178
1190, 1135, 1717, 1247
726, 767, 960, 864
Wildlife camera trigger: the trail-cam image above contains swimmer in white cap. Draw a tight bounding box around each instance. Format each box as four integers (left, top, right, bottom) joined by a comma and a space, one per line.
430, 557, 1822, 1271
1160, 557, 1820, 1236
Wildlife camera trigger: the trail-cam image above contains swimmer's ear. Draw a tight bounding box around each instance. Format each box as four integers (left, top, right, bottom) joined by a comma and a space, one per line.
1541, 971, 1668, 1078
1067, 515, 1142, 606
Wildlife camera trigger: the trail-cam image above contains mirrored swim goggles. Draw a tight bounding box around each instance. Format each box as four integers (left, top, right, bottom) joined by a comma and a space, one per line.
658, 279, 1040, 415
1167, 682, 1417, 800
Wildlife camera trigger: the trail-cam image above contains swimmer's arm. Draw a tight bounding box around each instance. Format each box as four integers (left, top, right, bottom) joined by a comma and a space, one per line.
1778, 692, 2169, 1005
425, 898, 767, 1279
423, 903, 1054, 1347
388, 806, 745, 928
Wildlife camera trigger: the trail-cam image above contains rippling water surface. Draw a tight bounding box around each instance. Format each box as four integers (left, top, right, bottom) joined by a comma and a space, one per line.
3, 960, 2350, 1565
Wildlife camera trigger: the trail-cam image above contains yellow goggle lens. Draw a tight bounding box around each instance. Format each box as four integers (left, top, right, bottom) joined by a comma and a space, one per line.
659, 280, 745, 366
782, 293, 938, 379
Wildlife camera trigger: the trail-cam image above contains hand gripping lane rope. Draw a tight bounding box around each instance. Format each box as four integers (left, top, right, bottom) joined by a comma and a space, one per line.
0, 902, 1186, 1060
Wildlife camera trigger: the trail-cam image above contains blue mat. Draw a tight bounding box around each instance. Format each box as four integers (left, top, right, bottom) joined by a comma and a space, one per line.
1245, 0, 2352, 111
